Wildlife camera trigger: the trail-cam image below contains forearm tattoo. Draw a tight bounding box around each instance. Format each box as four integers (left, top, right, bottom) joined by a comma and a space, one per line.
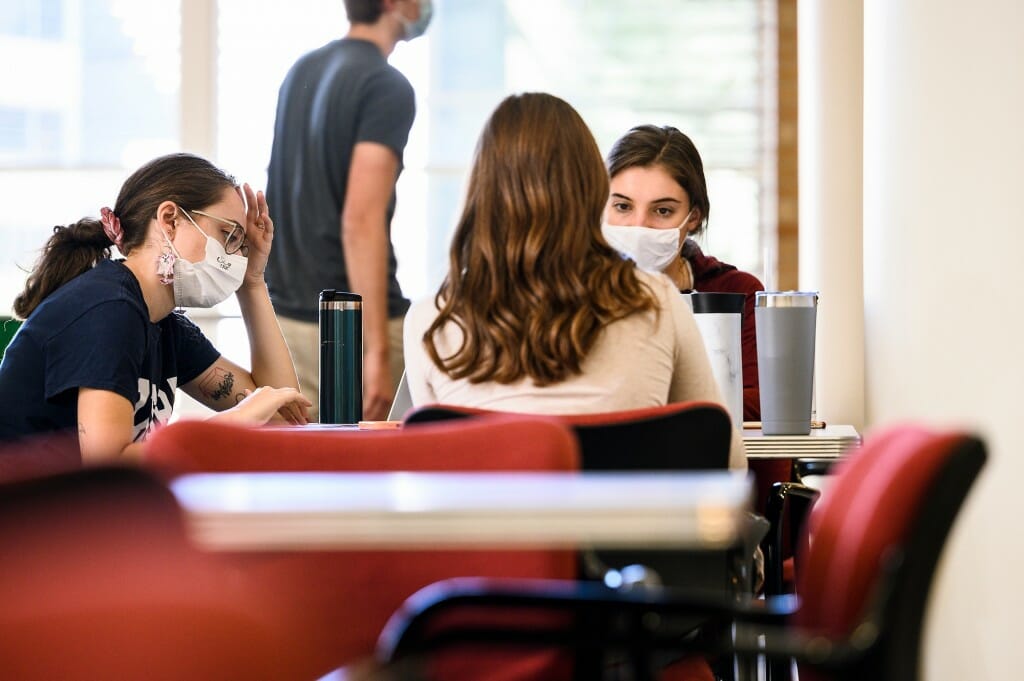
200, 368, 236, 402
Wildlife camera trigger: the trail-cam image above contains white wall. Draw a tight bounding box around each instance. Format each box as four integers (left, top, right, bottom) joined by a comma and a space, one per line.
798, 0, 865, 430
863, 0, 1024, 677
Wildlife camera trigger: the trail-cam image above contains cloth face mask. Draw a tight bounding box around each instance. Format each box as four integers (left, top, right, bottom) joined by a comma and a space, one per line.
163, 211, 248, 308
398, 0, 433, 40
601, 209, 694, 273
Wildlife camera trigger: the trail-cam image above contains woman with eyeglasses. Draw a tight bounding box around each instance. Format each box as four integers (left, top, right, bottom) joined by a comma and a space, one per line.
0, 153, 310, 460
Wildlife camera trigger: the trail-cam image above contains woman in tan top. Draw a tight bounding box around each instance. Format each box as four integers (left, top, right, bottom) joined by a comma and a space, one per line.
403, 93, 744, 469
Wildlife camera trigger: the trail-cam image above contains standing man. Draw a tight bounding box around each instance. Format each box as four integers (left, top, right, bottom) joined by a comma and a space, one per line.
266, 0, 431, 421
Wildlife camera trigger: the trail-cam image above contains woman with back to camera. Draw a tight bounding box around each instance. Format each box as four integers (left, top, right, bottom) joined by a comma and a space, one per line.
603, 125, 766, 421
403, 93, 744, 470
0, 153, 310, 460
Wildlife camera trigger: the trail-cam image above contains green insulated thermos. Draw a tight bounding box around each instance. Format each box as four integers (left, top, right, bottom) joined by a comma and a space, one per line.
319, 290, 362, 424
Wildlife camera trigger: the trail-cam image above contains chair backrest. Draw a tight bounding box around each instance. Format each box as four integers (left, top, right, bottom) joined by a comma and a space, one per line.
404, 400, 734, 471
146, 414, 578, 474
0, 465, 315, 680
404, 402, 741, 600
793, 425, 986, 681
0, 431, 81, 485
144, 415, 581, 678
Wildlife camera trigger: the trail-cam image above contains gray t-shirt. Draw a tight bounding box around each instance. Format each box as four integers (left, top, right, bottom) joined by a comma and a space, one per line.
266, 38, 415, 322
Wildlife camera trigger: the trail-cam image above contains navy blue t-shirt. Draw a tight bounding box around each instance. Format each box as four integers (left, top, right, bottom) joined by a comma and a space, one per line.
0, 259, 220, 443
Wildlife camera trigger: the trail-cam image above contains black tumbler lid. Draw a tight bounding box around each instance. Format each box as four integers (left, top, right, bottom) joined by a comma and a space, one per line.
320, 290, 362, 303
687, 292, 745, 314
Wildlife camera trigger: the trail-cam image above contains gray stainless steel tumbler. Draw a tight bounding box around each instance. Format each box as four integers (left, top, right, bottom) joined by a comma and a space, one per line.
755, 291, 818, 435
319, 290, 362, 424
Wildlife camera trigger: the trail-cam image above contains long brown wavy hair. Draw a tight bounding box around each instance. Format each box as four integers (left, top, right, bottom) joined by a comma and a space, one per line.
13, 153, 235, 319
424, 92, 657, 386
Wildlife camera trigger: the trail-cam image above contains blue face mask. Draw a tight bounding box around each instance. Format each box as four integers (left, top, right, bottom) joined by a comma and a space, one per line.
398, 0, 432, 41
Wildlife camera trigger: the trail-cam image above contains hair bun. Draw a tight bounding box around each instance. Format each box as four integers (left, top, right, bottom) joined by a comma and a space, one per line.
58, 218, 111, 249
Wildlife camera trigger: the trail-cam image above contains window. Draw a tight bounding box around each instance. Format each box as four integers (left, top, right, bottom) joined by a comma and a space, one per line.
1, 0, 775, 401
0, 0, 62, 41
410, 0, 771, 294
0, 0, 180, 304
215, 0, 773, 302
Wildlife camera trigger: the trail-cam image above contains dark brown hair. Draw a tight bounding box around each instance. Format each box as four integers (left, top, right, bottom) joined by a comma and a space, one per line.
13, 153, 235, 319
425, 92, 657, 386
344, 0, 385, 24
606, 125, 710, 235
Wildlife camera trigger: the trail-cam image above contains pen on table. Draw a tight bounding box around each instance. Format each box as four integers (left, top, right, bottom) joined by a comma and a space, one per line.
743, 421, 827, 430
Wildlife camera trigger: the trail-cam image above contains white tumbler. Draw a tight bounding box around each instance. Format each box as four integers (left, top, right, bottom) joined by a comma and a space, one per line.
755, 291, 818, 435
684, 292, 745, 429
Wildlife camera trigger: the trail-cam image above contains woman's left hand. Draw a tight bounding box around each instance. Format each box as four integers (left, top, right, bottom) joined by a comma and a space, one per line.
241, 183, 274, 287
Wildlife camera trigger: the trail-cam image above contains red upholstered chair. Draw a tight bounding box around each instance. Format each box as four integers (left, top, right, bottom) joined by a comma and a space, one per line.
759, 458, 839, 603
403, 402, 748, 681
782, 425, 986, 680
377, 424, 986, 681
748, 457, 795, 537
0, 431, 81, 485
404, 401, 734, 472
403, 402, 749, 590
0, 465, 316, 681
144, 415, 581, 679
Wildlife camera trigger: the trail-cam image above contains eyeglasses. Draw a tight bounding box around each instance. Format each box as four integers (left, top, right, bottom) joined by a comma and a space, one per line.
189, 209, 248, 255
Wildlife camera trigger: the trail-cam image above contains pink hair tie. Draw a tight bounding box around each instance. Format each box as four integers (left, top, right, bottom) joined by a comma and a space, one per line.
100, 207, 124, 249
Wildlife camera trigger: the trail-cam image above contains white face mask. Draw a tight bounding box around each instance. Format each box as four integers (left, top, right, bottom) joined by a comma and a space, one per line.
398, 0, 432, 40
164, 211, 248, 308
601, 209, 694, 273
